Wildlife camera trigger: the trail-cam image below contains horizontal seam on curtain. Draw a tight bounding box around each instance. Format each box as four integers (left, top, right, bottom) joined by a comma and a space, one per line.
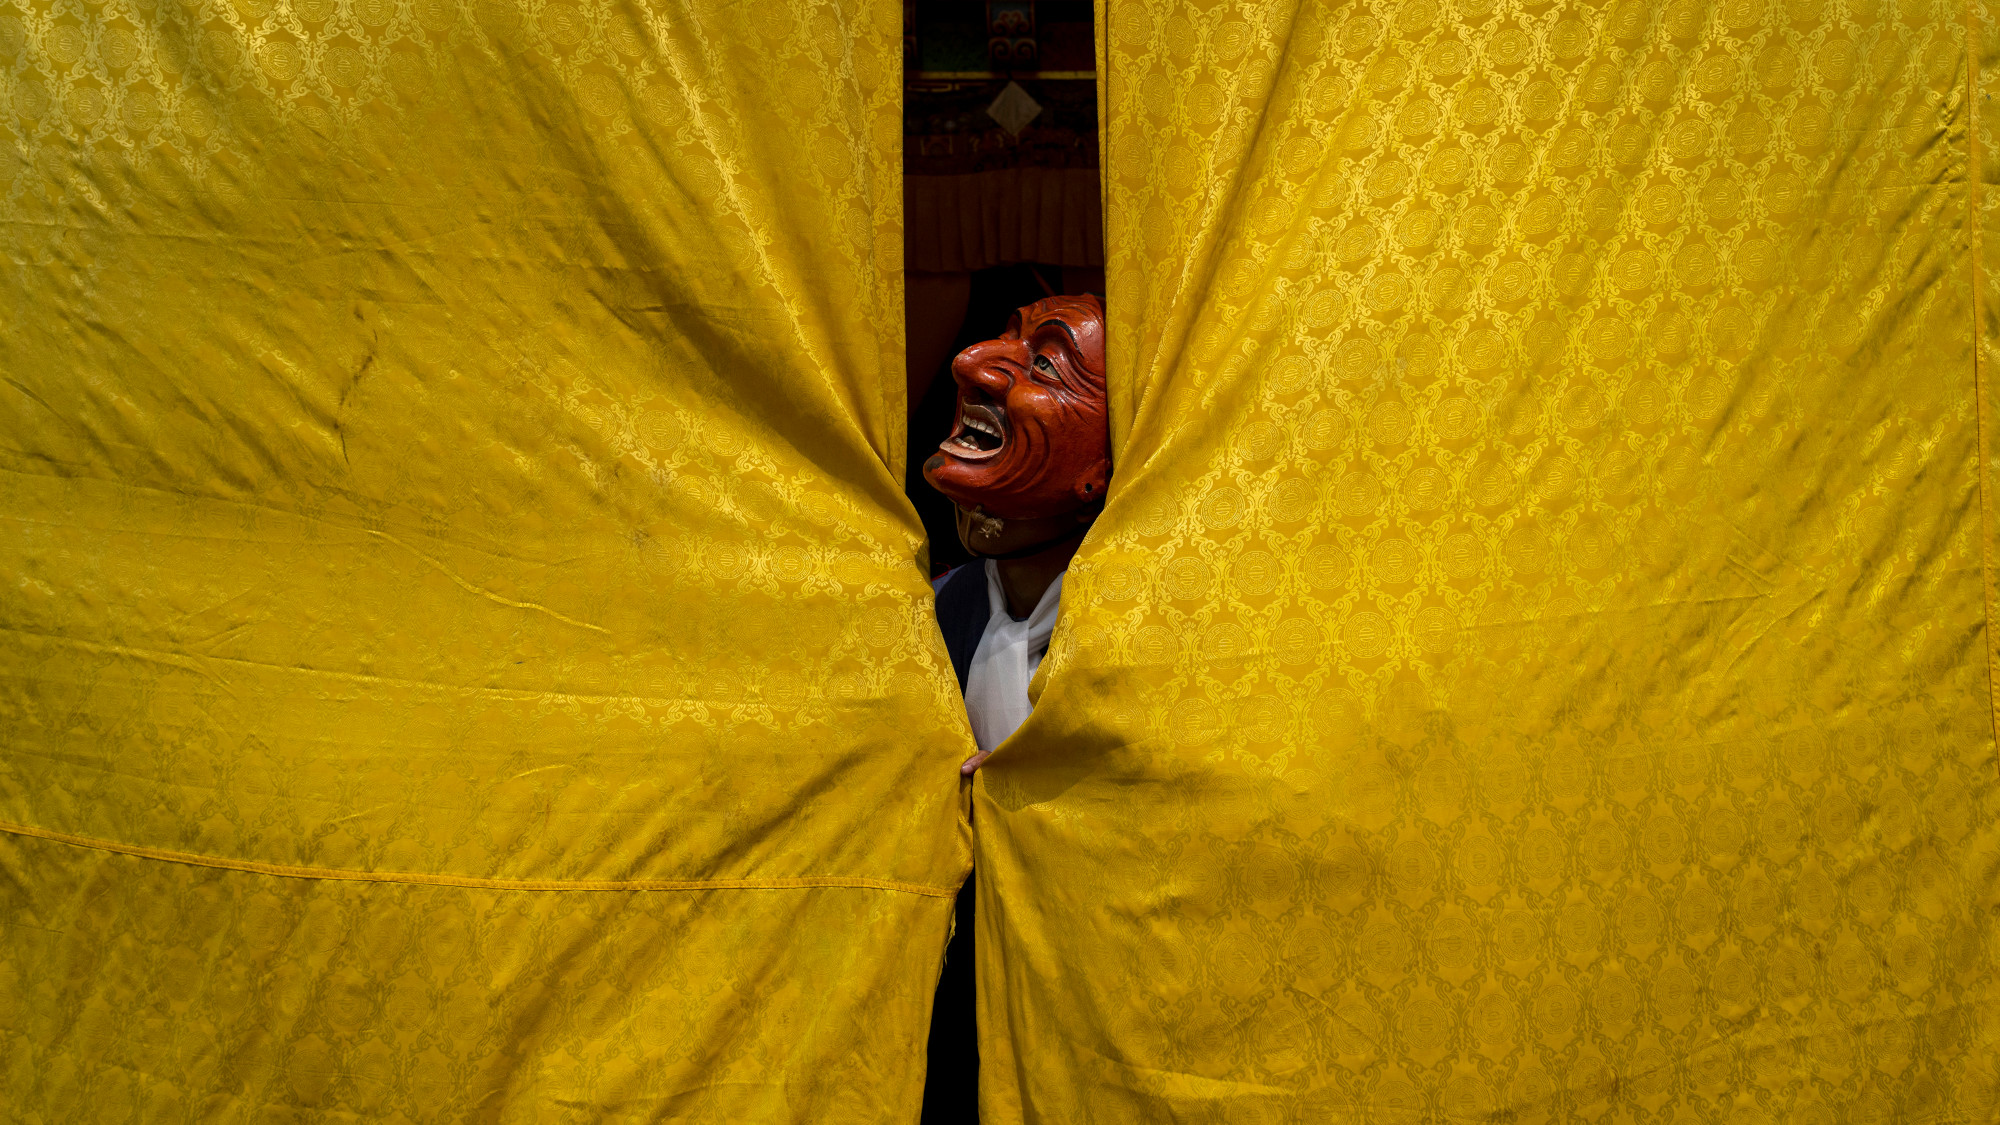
0, 821, 957, 898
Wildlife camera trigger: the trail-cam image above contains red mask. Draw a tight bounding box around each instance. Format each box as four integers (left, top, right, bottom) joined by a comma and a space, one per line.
922, 294, 1110, 522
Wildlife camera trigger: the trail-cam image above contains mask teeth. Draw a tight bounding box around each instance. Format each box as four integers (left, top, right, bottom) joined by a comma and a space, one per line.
952, 400, 1006, 452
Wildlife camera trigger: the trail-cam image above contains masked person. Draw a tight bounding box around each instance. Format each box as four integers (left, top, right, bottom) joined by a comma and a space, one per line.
918, 293, 1109, 1122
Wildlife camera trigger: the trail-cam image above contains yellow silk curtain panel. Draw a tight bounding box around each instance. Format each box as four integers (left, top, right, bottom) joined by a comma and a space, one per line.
977, 0, 2000, 1120
0, 0, 975, 1120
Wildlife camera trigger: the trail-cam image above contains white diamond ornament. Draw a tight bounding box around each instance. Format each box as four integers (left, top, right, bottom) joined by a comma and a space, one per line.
986, 81, 1044, 137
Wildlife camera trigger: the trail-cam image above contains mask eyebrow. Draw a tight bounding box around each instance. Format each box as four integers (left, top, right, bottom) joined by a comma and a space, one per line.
1028, 317, 1081, 359
1050, 318, 1082, 353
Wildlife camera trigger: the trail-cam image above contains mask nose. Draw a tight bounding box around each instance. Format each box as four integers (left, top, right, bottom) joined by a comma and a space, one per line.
951, 337, 1023, 396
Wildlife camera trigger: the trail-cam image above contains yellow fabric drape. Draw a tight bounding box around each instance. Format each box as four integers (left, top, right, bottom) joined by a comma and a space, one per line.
0, 1, 971, 1120
978, 0, 2000, 1119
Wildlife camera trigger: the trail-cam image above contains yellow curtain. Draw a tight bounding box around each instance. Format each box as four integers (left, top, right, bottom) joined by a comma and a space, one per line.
977, 0, 2000, 1118
0, 0, 972, 1119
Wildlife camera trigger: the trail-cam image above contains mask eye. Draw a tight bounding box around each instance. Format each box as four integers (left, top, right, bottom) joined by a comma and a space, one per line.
1033, 354, 1056, 375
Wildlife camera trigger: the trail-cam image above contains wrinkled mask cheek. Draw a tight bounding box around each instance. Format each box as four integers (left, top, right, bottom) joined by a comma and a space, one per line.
967, 386, 1107, 519
1000, 387, 1055, 479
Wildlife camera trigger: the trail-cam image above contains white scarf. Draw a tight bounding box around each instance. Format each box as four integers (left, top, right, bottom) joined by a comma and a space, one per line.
964, 559, 1064, 756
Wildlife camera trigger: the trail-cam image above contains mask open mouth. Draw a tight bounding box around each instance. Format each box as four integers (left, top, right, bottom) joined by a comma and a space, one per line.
942, 386, 1007, 461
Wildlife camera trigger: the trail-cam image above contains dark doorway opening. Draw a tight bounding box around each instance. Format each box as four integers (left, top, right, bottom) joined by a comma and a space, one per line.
903, 5, 1102, 1122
